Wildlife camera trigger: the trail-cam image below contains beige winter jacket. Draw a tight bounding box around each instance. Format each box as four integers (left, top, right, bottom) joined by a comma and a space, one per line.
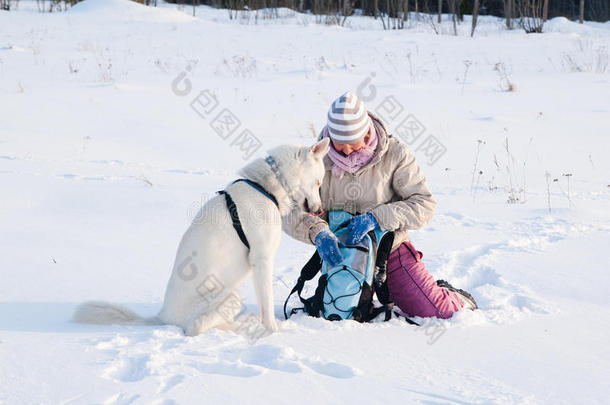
282, 112, 436, 253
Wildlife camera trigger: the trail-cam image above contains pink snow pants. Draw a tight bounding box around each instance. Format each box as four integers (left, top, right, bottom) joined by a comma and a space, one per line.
386, 241, 464, 319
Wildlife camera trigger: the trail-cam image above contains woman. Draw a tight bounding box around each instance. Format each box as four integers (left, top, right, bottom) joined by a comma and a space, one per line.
284, 91, 476, 319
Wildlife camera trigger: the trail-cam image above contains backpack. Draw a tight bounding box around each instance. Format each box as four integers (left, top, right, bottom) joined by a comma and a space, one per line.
283, 211, 396, 323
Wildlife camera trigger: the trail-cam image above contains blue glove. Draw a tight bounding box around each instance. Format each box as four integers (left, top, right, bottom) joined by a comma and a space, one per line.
315, 230, 343, 267
345, 213, 380, 245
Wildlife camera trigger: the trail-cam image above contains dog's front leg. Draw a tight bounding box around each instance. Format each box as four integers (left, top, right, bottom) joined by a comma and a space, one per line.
250, 255, 279, 333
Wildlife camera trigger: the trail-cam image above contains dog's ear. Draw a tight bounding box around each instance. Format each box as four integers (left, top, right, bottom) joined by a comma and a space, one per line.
309, 138, 330, 159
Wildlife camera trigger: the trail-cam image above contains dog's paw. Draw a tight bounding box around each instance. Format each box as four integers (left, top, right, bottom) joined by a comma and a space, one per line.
263, 318, 280, 334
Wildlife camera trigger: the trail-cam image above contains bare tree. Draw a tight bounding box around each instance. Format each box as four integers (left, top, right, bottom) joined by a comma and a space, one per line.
505, 0, 514, 28
471, 0, 480, 36
518, 0, 544, 32
386, 0, 390, 28
579, 0, 585, 23
542, 0, 548, 21
342, 0, 351, 25
422, 0, 440, 33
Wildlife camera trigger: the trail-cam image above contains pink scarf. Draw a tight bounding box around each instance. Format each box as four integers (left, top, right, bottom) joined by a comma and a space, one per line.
323, 120, 378, 177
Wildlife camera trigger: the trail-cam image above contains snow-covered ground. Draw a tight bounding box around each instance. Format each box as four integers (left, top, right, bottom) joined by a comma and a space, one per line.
1, 0, 609, 403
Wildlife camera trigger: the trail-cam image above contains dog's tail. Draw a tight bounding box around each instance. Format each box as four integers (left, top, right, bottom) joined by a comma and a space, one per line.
72, 301, 164, 326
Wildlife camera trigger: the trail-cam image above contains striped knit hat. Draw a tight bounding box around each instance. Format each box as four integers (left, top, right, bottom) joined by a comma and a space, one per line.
326, 91, 371, 144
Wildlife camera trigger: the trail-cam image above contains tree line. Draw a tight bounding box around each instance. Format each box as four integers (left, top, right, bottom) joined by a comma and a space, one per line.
2, 0, 607, 25
168, 0, 608, 23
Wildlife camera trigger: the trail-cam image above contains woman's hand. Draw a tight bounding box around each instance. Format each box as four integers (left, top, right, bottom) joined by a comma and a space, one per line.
314, 230, 343, 267
345, 213, 380, 245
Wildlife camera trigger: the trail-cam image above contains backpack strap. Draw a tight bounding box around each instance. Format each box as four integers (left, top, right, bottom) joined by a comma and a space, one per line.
352, 231, 397, 323
370, 232, 420, 326
372, 231, 395, 322
394, 311, 420, 326
283, 250, 324, 319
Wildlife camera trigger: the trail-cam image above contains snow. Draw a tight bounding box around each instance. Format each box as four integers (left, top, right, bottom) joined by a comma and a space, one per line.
1, 1, 609, 404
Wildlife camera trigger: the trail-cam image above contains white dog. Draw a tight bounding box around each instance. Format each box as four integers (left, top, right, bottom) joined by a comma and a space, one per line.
74, 138, 330, 336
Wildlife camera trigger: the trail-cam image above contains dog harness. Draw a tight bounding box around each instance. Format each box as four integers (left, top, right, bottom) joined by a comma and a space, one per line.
217, 164, 281, 250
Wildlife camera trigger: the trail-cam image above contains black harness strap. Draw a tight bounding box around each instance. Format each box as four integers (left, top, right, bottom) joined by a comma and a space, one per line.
218, 190, 250, 249
231, 179, 279, 208
217, 178, 279, 250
